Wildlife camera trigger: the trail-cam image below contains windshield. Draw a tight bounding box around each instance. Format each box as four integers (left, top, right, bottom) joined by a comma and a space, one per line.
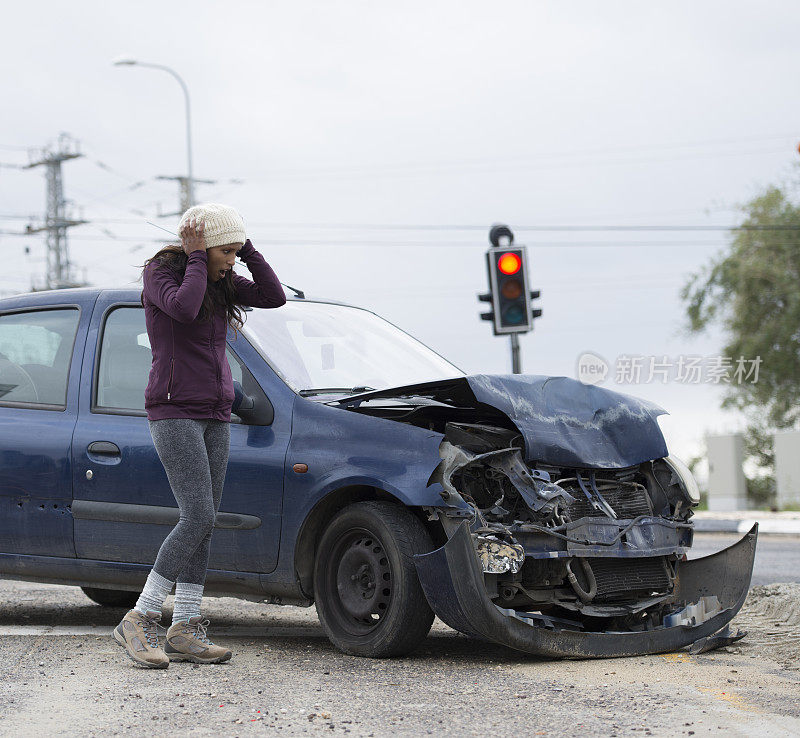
242, 301, 464, 394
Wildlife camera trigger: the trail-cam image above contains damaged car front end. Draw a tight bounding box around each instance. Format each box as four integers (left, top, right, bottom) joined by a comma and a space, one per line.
339, 374, 757, 658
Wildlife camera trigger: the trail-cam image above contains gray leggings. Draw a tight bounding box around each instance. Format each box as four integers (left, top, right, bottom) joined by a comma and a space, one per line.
148, 418, 230, 585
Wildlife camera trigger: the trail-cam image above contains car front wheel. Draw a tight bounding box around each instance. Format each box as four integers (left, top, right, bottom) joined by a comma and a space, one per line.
313, 501, 435, 657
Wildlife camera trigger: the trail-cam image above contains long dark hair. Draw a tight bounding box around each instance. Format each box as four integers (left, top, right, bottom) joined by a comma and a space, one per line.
140, 245, 245, 336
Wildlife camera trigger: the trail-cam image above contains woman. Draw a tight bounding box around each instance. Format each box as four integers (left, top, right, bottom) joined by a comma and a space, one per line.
113, 203, 286, 668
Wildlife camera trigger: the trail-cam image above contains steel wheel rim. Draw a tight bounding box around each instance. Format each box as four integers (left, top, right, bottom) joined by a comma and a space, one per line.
325, 526, 393, 636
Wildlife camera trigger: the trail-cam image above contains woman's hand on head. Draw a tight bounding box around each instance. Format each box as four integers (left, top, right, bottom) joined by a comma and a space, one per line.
180, 216, 206, 255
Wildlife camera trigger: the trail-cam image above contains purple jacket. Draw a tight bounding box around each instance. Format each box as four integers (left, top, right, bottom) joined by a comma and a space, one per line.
142, 239, 286, 422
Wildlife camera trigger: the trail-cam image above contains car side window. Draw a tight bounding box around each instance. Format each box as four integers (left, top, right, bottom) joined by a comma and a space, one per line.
96, 306, 260, 421
0, 308, 80, 407
96, 307, 152, 411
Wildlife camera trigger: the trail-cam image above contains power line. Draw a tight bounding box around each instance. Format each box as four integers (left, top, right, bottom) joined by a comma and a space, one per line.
0, 202, 744, 226
118, 222, 800, 232
91, 157, 158, 185
3, 230, 797, 249
247, 142, 792, 181
514, 224, 800, 232
275, 132, 799, 172
2, 214, 797, 232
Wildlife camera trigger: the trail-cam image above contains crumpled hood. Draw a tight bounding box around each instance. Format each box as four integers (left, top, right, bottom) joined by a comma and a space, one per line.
467, 374, 668, 468
337, 374, 668, 469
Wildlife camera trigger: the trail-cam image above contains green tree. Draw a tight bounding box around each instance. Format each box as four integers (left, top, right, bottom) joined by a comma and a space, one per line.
682, 174, 800, 505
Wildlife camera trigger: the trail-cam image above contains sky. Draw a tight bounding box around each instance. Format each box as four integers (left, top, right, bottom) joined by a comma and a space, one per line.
1, 1, 799, 472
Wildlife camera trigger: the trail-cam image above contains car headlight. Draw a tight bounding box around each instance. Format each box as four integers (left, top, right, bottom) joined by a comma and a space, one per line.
664, 455, 701, 505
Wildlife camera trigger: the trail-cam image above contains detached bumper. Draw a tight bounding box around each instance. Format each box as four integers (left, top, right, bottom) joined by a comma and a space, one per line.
413, 522, 758, 658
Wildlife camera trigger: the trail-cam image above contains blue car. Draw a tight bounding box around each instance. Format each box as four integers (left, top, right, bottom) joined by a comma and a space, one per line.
0, 287, 756, 658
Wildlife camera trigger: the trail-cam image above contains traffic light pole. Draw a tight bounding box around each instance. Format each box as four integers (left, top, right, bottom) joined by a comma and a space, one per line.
510, 333, 521, 374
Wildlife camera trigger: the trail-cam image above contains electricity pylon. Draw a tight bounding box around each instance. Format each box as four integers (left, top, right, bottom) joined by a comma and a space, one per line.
24, 133, 87, 290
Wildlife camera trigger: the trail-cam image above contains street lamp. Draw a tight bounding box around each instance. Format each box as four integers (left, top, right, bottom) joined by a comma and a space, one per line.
112, 56, 195, 208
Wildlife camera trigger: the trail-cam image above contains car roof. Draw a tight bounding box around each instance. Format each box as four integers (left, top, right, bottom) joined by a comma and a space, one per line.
0, 287, 357, 311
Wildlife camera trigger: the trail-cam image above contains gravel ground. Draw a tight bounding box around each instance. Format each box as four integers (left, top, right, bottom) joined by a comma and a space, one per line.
1, 579, 799, 737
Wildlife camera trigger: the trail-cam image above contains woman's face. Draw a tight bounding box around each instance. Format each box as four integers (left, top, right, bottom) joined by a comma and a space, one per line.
206, 243, 242, 282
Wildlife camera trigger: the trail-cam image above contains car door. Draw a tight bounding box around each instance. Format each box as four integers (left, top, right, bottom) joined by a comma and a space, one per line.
0, 297, 91, 558
71, 291, 290, 574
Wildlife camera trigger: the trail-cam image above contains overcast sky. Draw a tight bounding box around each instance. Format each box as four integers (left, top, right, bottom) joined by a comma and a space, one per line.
2, 1, 799, 466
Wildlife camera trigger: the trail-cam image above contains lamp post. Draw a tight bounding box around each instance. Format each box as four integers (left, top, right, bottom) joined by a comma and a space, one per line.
113, 57, 195, 209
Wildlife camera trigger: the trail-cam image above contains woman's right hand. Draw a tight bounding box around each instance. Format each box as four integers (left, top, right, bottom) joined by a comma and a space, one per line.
180, 216, 206, 255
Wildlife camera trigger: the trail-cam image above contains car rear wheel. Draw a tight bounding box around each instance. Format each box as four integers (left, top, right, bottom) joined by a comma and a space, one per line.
81, 586, 138, 608
313, 501, 435, 657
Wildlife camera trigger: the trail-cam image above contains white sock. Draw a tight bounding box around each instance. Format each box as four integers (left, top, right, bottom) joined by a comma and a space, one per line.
134, 569, 174, 616
172, 582, 204, 625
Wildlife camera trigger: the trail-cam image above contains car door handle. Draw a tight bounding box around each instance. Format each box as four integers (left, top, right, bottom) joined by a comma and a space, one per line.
87, 441, 121, 456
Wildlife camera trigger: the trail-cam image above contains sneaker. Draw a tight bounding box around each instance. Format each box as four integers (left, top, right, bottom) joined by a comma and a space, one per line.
164, 616, 232, 664
113, 609, 169, 669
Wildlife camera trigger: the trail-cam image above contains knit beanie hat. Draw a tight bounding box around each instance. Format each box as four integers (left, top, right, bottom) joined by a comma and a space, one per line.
178, 203, 246, 249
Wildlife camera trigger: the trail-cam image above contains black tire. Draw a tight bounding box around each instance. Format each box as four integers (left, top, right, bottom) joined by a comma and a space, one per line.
313, 501, 435, 658
81, 586, 138, 609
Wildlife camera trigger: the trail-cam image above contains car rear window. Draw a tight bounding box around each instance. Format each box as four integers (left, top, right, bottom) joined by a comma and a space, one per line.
0, 308, 80, 406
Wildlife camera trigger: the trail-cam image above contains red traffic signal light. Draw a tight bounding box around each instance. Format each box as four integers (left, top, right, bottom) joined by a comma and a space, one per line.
497, 252, 522, 275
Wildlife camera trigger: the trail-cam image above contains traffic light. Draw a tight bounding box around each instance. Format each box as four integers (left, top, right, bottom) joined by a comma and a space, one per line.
487, 224, 531, 334
479, 224, 542, 336
489, 245, 531, 334
478, 225, 543, 372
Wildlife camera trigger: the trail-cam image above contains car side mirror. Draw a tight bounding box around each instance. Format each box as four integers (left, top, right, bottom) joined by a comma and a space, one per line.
232, 381, 254, 413
231, 377, 274, 425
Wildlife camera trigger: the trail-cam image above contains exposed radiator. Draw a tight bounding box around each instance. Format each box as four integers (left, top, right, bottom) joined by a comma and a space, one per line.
565, 480, 653, 520
587, 556, 672, 602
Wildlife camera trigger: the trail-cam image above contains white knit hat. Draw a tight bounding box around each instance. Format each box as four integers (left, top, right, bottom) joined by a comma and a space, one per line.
178, 203, 246, 249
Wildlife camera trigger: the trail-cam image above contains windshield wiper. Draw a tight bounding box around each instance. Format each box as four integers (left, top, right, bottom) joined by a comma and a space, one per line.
299, 386, 376, 397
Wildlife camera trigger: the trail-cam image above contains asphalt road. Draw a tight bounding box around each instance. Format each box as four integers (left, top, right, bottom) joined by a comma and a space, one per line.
0, 579, 798, 737
689, 533, 800, 586
1, 533, 798, 736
